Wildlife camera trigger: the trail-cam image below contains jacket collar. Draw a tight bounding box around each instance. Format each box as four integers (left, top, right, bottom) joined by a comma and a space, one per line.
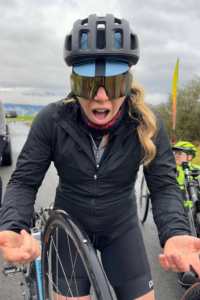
53, 94, 141, 165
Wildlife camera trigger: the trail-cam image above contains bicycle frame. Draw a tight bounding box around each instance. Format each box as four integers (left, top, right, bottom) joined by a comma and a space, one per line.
30, 228, 43, 300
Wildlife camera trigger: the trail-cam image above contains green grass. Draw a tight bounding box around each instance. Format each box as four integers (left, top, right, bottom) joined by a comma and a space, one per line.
192, 146, 200, 165
7, 115, 35, 122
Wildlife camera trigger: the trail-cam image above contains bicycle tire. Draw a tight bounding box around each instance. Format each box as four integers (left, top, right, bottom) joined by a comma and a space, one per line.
139, 175, 150, 223
187, 210, 197, 237
42, 210, 114, 300
181, 283, 200, 300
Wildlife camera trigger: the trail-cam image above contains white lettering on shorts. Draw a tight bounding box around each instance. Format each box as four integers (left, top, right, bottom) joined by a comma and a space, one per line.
149, 280, 153, 289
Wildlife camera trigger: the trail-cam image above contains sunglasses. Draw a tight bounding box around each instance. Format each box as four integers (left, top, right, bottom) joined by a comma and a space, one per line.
70, 72, 133, 99
173, 151, 187, 156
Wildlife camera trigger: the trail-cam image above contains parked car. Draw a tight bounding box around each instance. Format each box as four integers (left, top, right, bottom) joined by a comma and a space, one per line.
2, 111, 17, 166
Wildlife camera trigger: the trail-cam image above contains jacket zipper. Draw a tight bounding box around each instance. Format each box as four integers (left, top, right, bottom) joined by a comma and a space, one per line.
91, 172, 98, 235
90, 129, 136, 236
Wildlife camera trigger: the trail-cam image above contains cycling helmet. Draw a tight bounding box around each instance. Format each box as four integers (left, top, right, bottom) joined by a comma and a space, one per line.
63, 14, 140, 76
172, 141, 197, 158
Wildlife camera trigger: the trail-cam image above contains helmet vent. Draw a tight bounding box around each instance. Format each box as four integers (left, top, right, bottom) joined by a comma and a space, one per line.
66, 35, 72, 51
97, 23, 106, 49
114, 32, 122, 49
97, 23, 105, 28
80, 32, 88, 50
81, 18, 88, 25
114, 18, 121, 24
130, 34, 136, 50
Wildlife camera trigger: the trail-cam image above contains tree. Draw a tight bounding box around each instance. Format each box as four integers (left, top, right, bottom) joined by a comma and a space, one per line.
157, 75, 200, 145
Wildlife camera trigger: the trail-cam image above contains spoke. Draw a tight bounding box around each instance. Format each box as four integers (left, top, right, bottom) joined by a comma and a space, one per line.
51, 236, 75, 299
56, 228, 58, 300
65, 231, 79, 299
45, 272, 66, 300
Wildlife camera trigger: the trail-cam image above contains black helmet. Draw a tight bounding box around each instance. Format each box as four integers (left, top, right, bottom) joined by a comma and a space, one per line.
63, 14, 140, 70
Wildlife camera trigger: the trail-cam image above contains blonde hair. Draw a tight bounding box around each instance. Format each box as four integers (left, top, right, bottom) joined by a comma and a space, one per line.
63, 83, 158, 166
128, 83, 157, 166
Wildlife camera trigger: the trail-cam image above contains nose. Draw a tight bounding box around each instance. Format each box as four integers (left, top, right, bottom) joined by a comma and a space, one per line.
94, 86, 109, 101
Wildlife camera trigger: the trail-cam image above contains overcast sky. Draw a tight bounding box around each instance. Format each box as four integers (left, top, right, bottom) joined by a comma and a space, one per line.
0, 0, 200, 106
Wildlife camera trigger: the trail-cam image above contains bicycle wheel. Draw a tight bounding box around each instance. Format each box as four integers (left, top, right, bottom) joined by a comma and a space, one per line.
42, 210, 114, 300
138, 175, 150, 223
181, 283, 200, 300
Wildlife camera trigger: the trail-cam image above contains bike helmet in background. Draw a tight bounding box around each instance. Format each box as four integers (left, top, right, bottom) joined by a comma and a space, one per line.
172, 141, 197, 158
63, 14, 140, 77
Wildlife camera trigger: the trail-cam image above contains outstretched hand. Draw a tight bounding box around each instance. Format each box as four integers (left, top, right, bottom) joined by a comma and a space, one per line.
0, 230, 40, 266
159, 235, 200, 276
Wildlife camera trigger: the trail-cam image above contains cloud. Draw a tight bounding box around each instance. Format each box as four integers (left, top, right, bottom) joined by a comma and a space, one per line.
0, 0, 199, 106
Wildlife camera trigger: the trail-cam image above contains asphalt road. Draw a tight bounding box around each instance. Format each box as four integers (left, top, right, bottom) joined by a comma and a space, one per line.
0, 121, 186, 300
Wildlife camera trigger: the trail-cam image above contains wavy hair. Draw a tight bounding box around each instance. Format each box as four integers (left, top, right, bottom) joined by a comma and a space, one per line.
128, 83, 158, 166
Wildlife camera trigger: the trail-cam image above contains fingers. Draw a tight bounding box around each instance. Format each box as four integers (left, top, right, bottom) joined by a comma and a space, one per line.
158, 254, 170, 270
1, 247, 29, 264
20, 230, 40, 263
159, 253, 190, 273
190, 259, 200, 278
0, 230, 40, 265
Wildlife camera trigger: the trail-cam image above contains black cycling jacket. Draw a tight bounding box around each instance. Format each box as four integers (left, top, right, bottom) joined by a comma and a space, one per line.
0, 96, 191, 247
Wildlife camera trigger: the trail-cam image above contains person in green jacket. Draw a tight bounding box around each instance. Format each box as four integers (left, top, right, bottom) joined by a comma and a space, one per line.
172, 141, 200, 207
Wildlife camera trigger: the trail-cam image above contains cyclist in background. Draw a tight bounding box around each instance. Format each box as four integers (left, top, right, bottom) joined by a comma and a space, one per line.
1, 15, 200, 300
172, 141, 200, 207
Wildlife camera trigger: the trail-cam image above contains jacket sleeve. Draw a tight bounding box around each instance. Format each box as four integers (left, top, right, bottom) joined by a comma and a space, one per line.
0, 104, 55, 233
144, 110, 191, 248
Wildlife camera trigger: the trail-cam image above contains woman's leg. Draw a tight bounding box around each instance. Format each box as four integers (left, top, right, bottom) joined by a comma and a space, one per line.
101, 222, 154, 300
135, 290, 155, 300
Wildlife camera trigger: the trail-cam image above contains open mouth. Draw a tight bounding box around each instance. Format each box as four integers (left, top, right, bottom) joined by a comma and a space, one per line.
92, 109, 110, 121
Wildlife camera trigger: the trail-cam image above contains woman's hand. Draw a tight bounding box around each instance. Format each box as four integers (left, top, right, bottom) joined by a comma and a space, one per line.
159, 235, 200, 276
0, 230, 40, 265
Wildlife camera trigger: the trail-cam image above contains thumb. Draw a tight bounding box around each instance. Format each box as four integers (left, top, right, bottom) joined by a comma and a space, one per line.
20, 229, 29, 239
193, 237, 200, 250
0, 232, 7, 246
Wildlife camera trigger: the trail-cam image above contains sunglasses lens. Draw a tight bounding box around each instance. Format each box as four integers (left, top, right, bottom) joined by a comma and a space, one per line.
71, 72, 132, 99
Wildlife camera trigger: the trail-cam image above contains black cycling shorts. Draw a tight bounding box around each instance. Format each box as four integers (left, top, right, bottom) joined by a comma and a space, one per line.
51, 217, 154, 300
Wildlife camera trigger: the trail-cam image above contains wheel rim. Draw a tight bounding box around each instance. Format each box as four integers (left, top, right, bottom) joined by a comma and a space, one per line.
139, 177, 148, 221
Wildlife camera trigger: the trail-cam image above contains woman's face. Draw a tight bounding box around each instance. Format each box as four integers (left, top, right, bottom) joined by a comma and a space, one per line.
78, 86, 126, 125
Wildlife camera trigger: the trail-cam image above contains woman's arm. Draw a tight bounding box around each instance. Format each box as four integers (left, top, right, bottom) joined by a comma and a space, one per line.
144, 110, 191, 247
0, 103, 56, 233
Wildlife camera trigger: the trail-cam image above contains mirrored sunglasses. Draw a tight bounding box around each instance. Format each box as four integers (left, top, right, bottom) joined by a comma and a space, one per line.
70, 72, 133, 99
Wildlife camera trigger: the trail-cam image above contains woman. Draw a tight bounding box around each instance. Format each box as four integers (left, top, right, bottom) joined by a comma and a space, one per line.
0, 14, 200, 300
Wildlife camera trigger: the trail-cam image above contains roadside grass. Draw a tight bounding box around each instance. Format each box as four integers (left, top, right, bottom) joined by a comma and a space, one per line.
6, 115, 35, 122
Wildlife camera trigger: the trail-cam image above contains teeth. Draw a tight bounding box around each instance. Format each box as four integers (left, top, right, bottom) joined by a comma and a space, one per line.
96, 109, 107, 112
